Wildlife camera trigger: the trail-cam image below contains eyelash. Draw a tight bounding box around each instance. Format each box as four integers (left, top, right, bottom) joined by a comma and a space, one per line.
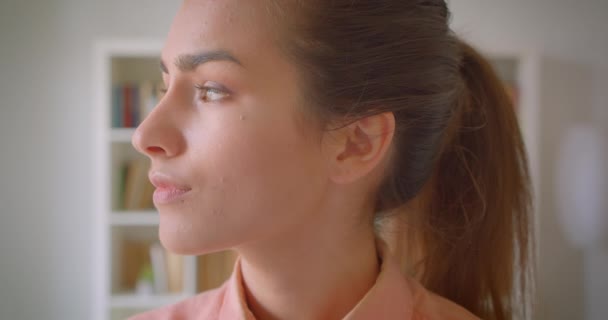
158, 84, 230, 103
194, 84, 229, 103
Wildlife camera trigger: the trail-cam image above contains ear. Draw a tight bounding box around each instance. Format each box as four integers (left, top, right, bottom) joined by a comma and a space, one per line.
322, 112, 395, 184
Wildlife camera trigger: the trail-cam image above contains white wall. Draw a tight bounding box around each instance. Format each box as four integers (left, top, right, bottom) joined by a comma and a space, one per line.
449, 0, 608, 69
0, 0, 606, 319
0, 1, 179, 319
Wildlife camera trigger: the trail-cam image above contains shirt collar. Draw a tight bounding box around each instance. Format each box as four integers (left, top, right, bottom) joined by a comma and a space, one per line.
343, 239, 414, 319
219, 239, 414, 320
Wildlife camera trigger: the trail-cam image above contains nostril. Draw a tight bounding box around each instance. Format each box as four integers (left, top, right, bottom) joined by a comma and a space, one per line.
147, 146, 165, 154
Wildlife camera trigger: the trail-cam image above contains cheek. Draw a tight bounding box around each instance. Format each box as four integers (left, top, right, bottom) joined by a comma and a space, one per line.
160, 114, 325, 254
213, 119, 319, 214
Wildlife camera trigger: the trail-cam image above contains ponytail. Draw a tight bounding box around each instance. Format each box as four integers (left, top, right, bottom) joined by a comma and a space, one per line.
270, 1, 534, 318
406, 40, 534, 320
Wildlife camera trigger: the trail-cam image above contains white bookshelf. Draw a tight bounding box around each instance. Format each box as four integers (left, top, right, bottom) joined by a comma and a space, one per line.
91, 39, 541, 320
92, 39, 236, 320
109, 128, 135, 143
109, 293, 189, 309
110, 211, 160, 226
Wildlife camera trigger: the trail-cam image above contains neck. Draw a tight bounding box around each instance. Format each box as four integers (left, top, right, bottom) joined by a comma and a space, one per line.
235, 207, 380, 320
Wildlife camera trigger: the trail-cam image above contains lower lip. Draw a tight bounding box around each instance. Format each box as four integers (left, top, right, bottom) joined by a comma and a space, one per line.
153, 187, 191, 205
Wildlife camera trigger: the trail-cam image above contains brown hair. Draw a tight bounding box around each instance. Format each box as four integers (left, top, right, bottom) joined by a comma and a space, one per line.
269, 1, 534, 319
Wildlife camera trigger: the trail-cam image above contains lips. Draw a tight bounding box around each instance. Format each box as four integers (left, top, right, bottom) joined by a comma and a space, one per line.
149, 172, 192, 205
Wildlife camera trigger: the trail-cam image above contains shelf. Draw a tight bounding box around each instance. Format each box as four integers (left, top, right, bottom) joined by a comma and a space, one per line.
197, 251, 237, 292
110, 293, 188, 309
110, 128, 136, 142
110, 211, 159, 226
94, 39, 183, 320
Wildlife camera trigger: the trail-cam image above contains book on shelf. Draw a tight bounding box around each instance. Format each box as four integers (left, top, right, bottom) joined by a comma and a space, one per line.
112, 81, 164, 128
118, 158, 155, 211
149, 243, 168, 293
120, 240, 184, 295
165, 250, 184, 293
150, 242, 184, 294
197, 251, 237, 291
120, 239, 150, 292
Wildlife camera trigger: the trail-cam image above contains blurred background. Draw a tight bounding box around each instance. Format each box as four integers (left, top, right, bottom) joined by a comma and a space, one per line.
0, 0, 606, 319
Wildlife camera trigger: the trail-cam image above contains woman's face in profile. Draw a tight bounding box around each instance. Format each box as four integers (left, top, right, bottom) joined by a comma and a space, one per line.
132, 0, 329, 254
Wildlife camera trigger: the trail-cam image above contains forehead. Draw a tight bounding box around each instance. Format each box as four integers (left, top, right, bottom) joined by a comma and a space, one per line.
163, 0, 278, 67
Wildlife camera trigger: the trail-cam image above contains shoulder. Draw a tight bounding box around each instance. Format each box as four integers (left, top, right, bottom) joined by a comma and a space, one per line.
407, 277, 481, 320
128, 285, 227, 320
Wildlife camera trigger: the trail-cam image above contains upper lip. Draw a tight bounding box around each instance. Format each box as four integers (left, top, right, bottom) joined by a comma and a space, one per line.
149, 171, 192, 190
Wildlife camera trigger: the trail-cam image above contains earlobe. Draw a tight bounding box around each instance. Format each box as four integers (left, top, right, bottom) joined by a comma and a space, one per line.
327, 112, 395, 184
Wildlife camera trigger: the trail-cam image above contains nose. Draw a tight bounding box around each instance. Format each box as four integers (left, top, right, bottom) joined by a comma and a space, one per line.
131, 95, 186, 159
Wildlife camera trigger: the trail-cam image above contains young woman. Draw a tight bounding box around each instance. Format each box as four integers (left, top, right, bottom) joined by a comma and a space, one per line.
130, 0, 533, 319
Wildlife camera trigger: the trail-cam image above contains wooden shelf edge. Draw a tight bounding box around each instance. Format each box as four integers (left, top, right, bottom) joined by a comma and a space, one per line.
110, 211, 159, 226
109, 293, 187, 309
109, 128, 136, 142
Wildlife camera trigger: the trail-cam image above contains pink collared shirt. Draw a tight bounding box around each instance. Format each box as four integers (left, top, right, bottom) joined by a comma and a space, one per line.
130, 248, 480, 320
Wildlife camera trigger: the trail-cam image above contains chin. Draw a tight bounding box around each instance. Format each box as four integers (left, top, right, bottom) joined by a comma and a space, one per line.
158, 224, 234, 256
158, 227, 204, 255
159, 233, 194, 255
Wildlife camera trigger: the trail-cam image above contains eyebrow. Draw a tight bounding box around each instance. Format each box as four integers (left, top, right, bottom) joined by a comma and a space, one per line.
160, 50, 243, 73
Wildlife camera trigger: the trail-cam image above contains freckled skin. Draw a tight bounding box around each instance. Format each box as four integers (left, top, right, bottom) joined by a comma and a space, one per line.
132, 0, 329, 255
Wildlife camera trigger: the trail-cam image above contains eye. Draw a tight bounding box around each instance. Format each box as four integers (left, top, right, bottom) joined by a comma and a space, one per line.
195, 83, 230, 103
